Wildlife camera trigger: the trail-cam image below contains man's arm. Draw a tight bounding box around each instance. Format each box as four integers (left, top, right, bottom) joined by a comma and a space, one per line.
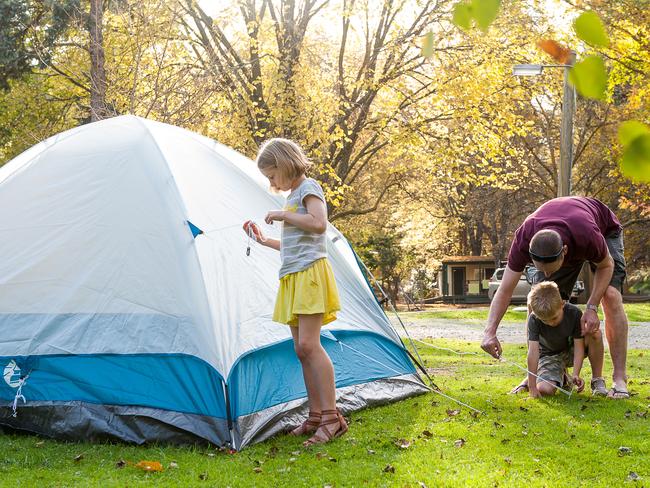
581, 253, 614, 334
527, 340, 541, 398
481, 266, 523, 358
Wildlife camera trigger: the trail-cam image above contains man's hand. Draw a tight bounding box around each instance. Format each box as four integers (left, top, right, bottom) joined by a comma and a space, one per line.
481, 334, 502, 359
572, 375, 585, 393
264, 210, 286, 224
580, 308, 600, 335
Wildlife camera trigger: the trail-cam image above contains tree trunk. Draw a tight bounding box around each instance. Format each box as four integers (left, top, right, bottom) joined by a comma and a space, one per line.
89, 0, 107, 121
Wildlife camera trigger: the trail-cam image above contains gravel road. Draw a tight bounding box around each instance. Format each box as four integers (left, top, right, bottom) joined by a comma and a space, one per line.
391, 317, 650, 349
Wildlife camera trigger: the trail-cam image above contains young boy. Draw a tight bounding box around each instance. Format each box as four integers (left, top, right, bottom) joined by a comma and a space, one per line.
525, 282, 605, 398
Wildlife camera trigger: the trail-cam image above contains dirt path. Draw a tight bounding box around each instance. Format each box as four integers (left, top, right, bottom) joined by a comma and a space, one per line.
391, 317, 650, 349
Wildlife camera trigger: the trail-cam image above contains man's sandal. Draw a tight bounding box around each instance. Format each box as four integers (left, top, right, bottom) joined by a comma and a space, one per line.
302, 409, 348, 447
590, 377, 608, 397
608, 385, 630, 400
289, 411, 321, 436
509, 380, 528, 395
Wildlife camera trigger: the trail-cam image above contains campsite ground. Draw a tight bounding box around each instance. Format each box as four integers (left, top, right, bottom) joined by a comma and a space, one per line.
1, 304, 648, 487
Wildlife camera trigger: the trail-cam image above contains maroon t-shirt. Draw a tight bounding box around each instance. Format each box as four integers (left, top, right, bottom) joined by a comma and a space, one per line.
507, 197, 622, 273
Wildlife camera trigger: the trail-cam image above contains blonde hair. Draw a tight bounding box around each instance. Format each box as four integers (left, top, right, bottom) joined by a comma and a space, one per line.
528, 281, 563, 321
256, 138, 313, 182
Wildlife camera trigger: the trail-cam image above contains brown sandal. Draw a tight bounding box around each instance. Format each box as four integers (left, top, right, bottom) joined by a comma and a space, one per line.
289, 411, 321, 436
303, 409, 347, 446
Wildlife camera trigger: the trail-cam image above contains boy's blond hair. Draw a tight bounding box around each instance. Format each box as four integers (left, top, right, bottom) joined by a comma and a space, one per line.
528, 281, 563, 321
256, 138, 313, 182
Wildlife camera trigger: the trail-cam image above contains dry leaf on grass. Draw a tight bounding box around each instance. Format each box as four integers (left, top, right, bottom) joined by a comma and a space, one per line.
134, 461, 163, 472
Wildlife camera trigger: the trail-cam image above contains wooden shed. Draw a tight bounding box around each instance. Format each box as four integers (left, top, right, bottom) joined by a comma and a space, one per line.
438, 256, 497, 304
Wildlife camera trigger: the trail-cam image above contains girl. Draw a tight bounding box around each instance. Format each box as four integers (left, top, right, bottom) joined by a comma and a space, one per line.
243, 138, 347, 446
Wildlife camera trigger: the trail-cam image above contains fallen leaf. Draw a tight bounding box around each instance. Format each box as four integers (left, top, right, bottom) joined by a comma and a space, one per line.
367, 448, 376, 455
383, 464, 395, 473
418, 482, 428, 488
627, 472, 641, 481
268, 446, 279, 457
288, 457, 297, 463
501, 439, 511, 444
421, 430, 433, 438
169, 462, 179, 469
396, 438, 411, 449
316, 452, 328, 460
74, 454, 84, 462
581, 405, 588, 411
134, 461, 163, 472
35, 441, 45, 448
519, 406, 528, 412
454, 438, 466, 448
328, 457, 337, 462
537, 39, 572, 64
625, 410, 632, 418
253, 467, 262, 473
199, 473, 208, 480
291, 450, 301, 456
637, 411, 647, 418
115, 459, 127, 469
469, 410, 481, 419
446, 409, 460, 417
493, 422, 504, 429
618, 446, 632, 456
504, 457, 512, 464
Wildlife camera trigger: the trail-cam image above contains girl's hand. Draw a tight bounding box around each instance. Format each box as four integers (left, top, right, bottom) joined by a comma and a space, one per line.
264, 210, 286, 224
528, 388, 541, 399
243, 220, 265, 241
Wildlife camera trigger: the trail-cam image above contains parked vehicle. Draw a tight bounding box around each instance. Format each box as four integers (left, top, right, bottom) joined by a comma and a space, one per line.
487, 266, 584, 303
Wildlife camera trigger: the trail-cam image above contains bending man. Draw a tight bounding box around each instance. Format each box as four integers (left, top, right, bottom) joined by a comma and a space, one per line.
481, 196, 629, 399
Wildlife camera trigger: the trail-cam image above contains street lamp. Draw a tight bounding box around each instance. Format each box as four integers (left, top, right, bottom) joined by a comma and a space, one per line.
512, 53, 576, 197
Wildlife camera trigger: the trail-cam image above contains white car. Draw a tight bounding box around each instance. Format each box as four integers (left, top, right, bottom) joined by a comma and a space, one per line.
487, 267, 584, 303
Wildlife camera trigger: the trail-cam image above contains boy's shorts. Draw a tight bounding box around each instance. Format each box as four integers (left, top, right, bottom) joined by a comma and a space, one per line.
537, 349, 573, 386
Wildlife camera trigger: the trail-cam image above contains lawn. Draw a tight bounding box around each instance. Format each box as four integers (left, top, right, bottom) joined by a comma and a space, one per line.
403, 303, 650, 324
1, 340, 648, 487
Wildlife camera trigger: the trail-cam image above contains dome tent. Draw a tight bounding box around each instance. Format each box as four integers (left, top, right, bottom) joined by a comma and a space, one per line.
0, 115, 428, 449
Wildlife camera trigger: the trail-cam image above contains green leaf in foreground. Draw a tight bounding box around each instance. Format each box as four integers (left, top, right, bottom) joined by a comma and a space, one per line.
452, 2, 473, 30
568, 55, 607, 100
471, 0, 500, 31
621, 133, 650, 182
421, 32, 434, 58
573, 11, 610, 48
618, 120, 650, 147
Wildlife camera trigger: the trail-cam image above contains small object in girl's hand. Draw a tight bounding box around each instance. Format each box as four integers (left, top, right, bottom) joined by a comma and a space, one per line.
246, 246, 251, 256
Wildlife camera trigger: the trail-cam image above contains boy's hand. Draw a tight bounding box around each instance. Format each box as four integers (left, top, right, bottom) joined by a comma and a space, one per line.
264, 210, 286, 224
572, 375, 585, 392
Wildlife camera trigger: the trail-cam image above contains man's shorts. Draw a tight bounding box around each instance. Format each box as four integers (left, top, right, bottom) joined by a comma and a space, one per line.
537, 349, 573, 386
532, 231, 626, 300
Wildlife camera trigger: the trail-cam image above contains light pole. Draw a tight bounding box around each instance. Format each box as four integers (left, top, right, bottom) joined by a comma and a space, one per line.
513, 53, 576, 197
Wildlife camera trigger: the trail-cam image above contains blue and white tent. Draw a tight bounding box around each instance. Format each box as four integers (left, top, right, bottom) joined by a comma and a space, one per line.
0, 116, 428, 448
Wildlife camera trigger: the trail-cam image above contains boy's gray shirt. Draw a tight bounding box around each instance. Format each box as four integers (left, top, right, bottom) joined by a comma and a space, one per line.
279, 178, 327, 279
527, 303, 583, 357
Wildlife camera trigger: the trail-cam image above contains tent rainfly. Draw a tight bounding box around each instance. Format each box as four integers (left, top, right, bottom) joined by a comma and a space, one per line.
0, 116, 428, 449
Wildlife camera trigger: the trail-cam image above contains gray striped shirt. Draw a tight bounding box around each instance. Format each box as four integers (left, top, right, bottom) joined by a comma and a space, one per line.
279, 178, 328, 278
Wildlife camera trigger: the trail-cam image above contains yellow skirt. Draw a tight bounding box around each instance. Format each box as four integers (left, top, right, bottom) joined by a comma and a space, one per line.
273, 258, 341, 327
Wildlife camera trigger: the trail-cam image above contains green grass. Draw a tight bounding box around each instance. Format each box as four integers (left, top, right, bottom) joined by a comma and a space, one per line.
1, 340, 648, 487
404, 303, 650, 323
